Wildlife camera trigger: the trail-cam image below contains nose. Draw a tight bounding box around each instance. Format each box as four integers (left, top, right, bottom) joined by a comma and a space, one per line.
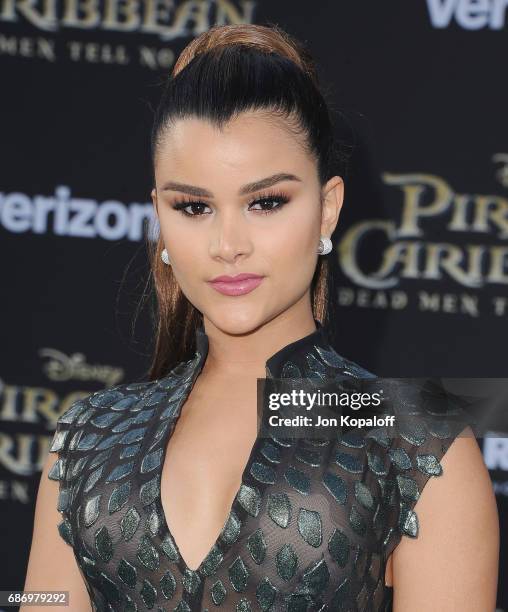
208, 209, 253, 263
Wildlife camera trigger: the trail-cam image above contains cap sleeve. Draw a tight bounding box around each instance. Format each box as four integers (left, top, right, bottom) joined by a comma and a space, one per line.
47, 397, 91, 547
376, 379, 479, 563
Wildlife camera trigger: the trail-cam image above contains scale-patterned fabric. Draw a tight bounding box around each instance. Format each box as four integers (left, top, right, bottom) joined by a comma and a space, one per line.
48, 321, 475, 611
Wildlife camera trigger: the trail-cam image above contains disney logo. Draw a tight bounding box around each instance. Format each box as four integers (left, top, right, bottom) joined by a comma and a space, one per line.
39, 348, 124, 387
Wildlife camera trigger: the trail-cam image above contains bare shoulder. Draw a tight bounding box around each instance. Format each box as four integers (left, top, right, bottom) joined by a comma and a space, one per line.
22, 373, 179, 611
22, 451, 91, 611
392, 426, 500, 611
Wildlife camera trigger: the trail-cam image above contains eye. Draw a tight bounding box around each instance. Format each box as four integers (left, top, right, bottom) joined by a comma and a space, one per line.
249, 192, 290, 214
171, 201, 212, 217
170, 191, 290, 218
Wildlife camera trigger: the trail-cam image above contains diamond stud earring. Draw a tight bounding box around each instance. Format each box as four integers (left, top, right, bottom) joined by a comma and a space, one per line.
317, 236, 332, 255
161, 248, 170, 265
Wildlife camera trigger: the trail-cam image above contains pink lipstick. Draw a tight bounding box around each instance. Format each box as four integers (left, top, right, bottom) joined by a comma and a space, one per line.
208, 273, 265, 296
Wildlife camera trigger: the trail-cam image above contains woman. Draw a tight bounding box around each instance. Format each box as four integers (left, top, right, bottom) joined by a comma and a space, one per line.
24, 23, 499, 612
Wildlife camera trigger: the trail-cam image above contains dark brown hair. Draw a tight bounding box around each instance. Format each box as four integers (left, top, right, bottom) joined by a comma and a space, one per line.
146, 23, 347, 380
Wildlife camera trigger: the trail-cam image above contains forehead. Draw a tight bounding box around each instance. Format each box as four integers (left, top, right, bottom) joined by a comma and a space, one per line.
155, 112, 314, 180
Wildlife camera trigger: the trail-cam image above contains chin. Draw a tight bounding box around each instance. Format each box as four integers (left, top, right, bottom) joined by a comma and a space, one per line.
206, 309, 270, 336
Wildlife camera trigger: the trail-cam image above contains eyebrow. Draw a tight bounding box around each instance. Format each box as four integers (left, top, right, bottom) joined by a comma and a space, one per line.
160, 173, 302, 197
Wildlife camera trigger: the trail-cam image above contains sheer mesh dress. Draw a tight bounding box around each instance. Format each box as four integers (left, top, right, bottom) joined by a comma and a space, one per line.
48, 321, 475, 611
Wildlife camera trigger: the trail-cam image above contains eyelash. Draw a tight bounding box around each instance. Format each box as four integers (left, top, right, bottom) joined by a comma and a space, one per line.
171, 191, 291, 218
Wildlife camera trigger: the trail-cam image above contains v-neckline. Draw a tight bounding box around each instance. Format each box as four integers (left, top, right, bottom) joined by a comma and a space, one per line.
152, 319, 330, 578
153, 350, 266, 578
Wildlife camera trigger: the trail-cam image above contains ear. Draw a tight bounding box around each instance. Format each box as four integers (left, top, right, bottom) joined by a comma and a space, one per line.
151, 187, 159, 217
320, 176, 344, 238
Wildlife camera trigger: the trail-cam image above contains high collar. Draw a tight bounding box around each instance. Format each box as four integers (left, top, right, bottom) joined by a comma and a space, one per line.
193, 319, 345, 379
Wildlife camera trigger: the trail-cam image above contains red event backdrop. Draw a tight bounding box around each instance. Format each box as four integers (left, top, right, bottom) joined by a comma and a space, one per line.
1, 1, 507, 608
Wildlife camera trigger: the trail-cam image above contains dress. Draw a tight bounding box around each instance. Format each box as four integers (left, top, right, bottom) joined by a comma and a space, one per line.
48, 320, 475, 611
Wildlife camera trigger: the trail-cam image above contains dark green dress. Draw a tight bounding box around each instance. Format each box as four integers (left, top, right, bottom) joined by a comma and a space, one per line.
48, 321, 475, 611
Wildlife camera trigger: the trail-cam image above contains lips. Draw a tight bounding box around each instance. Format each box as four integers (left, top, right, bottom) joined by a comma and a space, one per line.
208, 273, 265, 296
210, 273, 262, 282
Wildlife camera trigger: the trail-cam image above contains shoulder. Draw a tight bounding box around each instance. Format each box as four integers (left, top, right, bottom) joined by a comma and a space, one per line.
371, 378, 484, 558
52, 379, 157, 443
45, 358, 196, 550
389, 426, 499, 607
49, 356, 197, 457
64, 354, 199, 421
417, 423, 495, 524
422, 425, 498, 551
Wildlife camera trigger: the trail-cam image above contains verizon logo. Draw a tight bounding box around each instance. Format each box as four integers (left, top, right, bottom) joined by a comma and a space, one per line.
427, 0, 508, 29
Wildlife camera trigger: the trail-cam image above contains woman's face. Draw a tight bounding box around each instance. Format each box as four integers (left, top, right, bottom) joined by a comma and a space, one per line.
151, 111, 343, 335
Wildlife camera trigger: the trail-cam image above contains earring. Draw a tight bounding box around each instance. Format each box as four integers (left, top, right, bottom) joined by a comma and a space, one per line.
161, 248, 170, 265
318, 236, 332, 255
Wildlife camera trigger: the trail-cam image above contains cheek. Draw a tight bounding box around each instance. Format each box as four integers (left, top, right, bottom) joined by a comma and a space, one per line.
268, 204, 320, 254
257, 211, 320, 279
157, 210, 204, 265
157, 232, 207, 298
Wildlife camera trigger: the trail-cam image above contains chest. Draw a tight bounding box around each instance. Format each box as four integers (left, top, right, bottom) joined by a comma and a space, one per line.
65, 384, 394, 610
162, 390, 259, 484
159, 393, 260, 570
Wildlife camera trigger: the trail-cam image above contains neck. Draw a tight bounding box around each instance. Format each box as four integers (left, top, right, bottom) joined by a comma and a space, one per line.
200, 311, 318, 380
